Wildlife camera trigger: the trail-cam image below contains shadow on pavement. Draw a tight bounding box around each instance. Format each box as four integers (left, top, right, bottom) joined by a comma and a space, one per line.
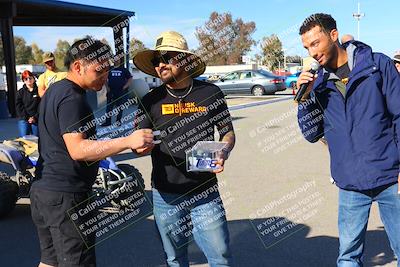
232, 217, 395, 266
231, 116, 245, 122
0, 202, 396, 267
277, 93, 296, 96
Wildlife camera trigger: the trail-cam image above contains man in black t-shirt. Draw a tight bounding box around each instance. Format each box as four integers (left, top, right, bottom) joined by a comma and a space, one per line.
31, 38, 154, 267
133, 31, 235, 266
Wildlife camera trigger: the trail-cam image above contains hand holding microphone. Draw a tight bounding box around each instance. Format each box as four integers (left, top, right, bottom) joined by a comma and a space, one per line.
294, 62, 320, 102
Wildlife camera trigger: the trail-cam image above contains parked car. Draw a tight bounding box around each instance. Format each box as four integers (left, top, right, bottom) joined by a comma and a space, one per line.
284, 71, 301, 89
195, 75, 209, 82
213, 69, 285, 96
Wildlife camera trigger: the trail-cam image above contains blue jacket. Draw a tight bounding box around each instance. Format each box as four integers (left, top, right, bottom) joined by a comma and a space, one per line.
298, 41, 400, 191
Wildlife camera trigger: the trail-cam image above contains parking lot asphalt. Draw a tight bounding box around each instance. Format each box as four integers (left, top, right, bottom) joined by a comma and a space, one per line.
0, 92, 397, 266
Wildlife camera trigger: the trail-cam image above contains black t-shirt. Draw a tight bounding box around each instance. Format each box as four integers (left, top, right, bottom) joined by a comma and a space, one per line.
135, 79, 233, 194
332, 62, 351, 96
33, 79, 99, 193
335, 62, 351, 80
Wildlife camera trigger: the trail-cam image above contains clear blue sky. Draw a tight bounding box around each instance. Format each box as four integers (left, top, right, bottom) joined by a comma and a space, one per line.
14, 0, 400, 59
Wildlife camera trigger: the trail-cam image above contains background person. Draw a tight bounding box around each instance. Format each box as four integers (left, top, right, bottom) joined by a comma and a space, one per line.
101, 58, 132, 127
133, 31, 235, 267
393, 52, 400, 73
15, 70, 40, 136
30, 38, 154, 267
296, 13, 400, 266
340, 34, 354, 44
37, 52, 67, 97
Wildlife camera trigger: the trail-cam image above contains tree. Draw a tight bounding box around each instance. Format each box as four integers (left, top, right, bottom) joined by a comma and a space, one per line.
1, 37, 43, 66
254, 54, 263, 65
129, 37, 147, 58
260, 34, 284, 71
31, 43, 44, 64
54, 39, 70, 70
195, 12, 256, 65
14, 36, 33, 64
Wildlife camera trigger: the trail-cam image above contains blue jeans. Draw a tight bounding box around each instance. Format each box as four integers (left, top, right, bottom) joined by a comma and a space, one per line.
18, 119, 38, 137
152, 188, 233, 267
337, 182, 400, 267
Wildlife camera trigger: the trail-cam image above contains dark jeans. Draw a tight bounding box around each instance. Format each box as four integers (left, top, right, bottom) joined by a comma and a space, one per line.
18, 119, 38, 137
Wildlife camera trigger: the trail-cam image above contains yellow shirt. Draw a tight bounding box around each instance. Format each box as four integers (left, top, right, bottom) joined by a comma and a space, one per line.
37, 69, 67, 90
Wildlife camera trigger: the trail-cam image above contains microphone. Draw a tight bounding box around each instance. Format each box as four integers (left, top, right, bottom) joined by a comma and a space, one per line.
294, 61, 320, 102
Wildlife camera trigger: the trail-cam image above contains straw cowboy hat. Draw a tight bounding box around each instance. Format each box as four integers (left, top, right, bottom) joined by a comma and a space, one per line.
133, 31, 205, 78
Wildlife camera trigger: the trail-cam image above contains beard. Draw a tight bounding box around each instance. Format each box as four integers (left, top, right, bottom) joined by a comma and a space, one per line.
158, 67, 182, 84
324, 42, 339, 68
160, 73, 176, 84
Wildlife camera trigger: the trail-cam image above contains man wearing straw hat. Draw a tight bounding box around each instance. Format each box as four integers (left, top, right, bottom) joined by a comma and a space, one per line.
133, 31, 235, 266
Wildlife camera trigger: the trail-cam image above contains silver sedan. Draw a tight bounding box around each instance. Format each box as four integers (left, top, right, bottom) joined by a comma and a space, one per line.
213, 69, 286, 96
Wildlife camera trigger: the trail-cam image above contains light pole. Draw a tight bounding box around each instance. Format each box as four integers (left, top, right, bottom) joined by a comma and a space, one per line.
352, 1, 365, 40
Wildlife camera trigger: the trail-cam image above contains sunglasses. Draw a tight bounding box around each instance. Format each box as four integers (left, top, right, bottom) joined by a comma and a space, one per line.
24, 77, 34, 81
394, 60, 400, 64
151, 53, 178, 67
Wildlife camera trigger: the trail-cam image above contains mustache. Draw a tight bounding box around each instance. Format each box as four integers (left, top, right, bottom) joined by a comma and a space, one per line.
159, 67, 171, 73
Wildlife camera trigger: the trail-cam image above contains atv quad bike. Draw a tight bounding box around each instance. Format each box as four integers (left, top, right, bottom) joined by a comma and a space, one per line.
0, 135, 144, 218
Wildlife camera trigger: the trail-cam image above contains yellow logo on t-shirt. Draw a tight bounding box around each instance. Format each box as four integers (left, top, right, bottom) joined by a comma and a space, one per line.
162, 104, 175, 115
162, 102, 206, 116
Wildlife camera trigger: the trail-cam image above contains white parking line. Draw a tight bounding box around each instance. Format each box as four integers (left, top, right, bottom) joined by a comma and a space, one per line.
229, 96, 292, 111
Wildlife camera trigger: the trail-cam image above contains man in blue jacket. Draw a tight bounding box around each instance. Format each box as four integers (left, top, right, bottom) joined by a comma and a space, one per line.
297, 13, 400, 266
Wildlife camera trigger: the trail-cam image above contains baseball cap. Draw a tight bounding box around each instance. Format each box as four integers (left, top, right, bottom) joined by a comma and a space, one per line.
43, 52, 55, 63
393, 55, 400, 63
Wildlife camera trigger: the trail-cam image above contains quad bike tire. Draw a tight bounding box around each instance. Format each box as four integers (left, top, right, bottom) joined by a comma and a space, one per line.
110, 164, 146, 209
0, 172, 19, 218
117, 164, 145, 188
